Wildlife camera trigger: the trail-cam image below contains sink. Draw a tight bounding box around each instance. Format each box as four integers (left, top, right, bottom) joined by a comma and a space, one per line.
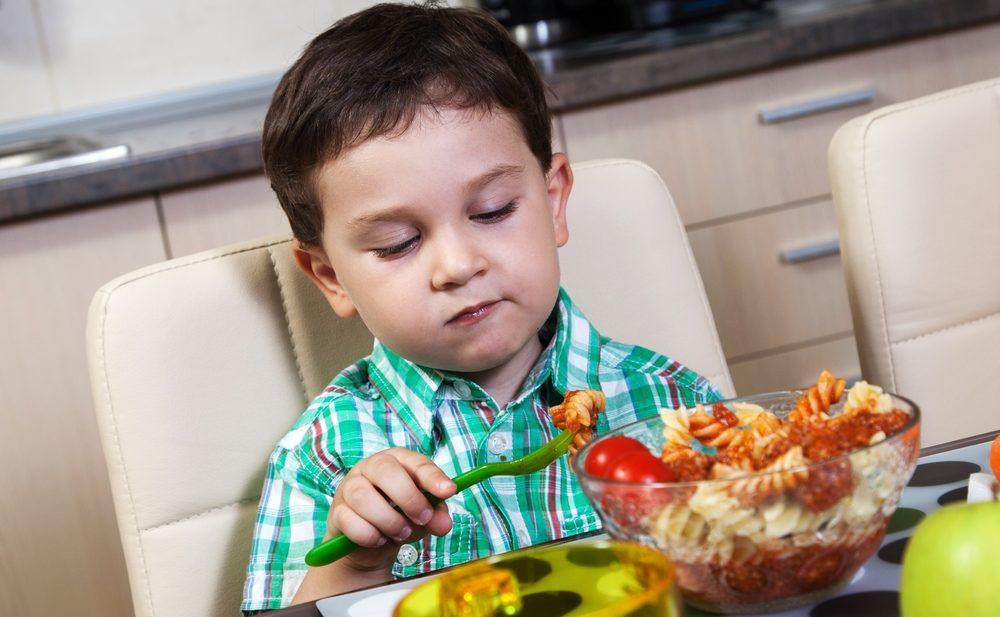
0, 135, 129, 182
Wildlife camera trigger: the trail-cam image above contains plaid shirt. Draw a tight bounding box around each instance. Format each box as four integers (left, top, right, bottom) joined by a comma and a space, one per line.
242, 289, 720, 611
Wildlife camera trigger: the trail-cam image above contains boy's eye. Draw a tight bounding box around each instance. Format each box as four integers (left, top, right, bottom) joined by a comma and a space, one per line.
371, 235, 419, 259
472, 201, 518, 223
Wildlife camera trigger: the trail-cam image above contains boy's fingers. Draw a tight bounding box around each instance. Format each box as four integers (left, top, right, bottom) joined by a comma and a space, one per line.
397, 506, 449, 544
361, 452, 434, 525
386, 448, 457, 499
340, 478, 412, 541
330, 505, 386, 549
412, 459, 457, 500
426, 503, 453, 537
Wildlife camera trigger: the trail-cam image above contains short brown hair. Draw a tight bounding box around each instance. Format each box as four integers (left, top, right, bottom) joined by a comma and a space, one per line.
262, 2, 553, 246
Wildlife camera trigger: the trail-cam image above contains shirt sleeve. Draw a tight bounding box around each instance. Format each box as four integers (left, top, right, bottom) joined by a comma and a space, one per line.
599, 340, 724, 430
678, 367, 724, 406
653, 356, 724, 409
240, 419, 345, 611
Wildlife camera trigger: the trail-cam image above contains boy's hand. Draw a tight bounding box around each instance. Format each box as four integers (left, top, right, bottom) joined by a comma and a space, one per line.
327, 447, 457, 571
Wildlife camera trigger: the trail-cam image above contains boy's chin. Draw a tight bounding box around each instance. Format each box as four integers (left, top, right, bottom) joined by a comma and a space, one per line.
435, 353, 509, 375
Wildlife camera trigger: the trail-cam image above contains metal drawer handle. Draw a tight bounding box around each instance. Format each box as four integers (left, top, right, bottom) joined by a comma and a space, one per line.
758, 88, 876, 124
780, 239, 840, 264
0, 143, 129, 182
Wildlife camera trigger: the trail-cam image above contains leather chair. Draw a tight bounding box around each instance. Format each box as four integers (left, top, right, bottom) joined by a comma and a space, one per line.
86, 158, 733, 617
828, 77, 1000, 447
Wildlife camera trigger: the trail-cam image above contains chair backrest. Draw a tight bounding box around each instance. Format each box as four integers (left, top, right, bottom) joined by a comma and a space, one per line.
560, 159, 733, 393
828, 77, 1000, 447
86, 158, 732, 617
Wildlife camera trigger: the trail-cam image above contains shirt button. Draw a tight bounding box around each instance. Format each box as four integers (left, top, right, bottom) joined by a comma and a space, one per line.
396, 544, 418, 567
487, 433, 509, 455
453, 381, 472, 398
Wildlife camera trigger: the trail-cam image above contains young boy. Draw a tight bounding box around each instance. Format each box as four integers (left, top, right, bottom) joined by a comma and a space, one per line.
242, 2, 721, 611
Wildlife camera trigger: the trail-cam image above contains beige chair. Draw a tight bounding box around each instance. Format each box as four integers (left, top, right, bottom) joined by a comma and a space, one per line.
828, 77, 1000, 447
86, 158, 733, 617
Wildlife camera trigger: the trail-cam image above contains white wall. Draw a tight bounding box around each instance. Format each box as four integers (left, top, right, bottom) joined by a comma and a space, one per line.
0, 0, 56, 122
0, 0, 476, 124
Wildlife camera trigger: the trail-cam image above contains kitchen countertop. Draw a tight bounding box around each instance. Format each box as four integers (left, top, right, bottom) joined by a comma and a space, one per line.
2, 0, 1000, 224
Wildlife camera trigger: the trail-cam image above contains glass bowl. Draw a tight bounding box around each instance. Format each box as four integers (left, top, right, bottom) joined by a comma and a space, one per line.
571, 391, 920, 614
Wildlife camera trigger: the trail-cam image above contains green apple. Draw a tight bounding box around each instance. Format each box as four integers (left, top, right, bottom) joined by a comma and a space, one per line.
900, 501, 1000, 617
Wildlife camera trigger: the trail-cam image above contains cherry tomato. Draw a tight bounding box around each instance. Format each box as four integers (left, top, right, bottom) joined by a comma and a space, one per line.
609, 451, 676, 483
990, 434, 1000, 481
584, 436, 649, 477
600, 452, 677, 530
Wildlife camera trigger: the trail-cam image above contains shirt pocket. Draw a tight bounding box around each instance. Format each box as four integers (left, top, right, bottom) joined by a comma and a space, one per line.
392, 512, 479, 579
560, 508, 604, 538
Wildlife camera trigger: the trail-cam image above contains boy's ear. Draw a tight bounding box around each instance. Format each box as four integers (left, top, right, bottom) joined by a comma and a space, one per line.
546, 152, 572, 248
291, 240, 358, 319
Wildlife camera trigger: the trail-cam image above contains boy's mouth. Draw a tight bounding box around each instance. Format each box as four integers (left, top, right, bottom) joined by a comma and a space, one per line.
448, 300, 501, 325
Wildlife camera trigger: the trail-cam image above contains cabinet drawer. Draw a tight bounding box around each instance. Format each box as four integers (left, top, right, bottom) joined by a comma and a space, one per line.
559, 21, 1000, 226
729, 335, 860, 396
688, 199, 852, 359
0, 199, 165, 617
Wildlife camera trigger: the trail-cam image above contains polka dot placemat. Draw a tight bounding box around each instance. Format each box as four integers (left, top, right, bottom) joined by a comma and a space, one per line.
907, 461, 980, 486
565, 546, 618, 568
683, 604, 717, 616
313, 438, 995, 617
885, 507, 924, 534
937, 486, 968, 505
497, 556, 553, 584
518, 590, 582, 615
877, 537, 909, 565
810, 591, 900, 616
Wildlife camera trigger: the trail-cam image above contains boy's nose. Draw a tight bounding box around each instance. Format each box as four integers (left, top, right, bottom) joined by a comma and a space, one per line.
430, 234, 488, 289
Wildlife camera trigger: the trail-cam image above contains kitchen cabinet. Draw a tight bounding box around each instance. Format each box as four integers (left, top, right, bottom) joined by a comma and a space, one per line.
728, 335, 861, 396
560, 20, 1000, 393
0, 198, 166, 617
159, 174, 290, 258
559, 21, 1000, 226
686, 198, 851, 360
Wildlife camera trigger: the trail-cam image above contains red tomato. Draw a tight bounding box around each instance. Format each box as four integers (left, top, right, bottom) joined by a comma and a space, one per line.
990, 435, 1000, 481
599, 452, 677, 530
609, 451, 676, 483
584, 436, 649, 477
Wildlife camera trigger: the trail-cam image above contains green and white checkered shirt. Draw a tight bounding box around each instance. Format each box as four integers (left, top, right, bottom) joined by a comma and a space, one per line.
242, 289, 720, 611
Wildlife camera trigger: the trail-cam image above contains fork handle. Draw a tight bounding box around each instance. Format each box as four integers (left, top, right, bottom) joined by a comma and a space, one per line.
304, 534, 360, 567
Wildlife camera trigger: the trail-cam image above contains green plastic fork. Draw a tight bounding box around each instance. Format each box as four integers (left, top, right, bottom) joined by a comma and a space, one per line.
303, 427, 577, 567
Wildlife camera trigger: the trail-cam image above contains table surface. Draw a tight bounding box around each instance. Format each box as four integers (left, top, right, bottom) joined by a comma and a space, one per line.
270, 430, 999, 617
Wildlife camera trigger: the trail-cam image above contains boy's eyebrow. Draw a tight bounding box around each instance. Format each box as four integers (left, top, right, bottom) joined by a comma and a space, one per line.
466, 163, 524, 194
347, 206, 413, 231
347, 164, 525, 230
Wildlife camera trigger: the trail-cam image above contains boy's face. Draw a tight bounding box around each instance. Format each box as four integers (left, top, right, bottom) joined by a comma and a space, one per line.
295, 106, 572, 375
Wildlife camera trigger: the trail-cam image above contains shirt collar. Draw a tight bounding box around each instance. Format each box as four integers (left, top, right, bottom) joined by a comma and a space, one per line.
368, 341, 444, 452
367, 288, 604, 449
546, 288, 604, 394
